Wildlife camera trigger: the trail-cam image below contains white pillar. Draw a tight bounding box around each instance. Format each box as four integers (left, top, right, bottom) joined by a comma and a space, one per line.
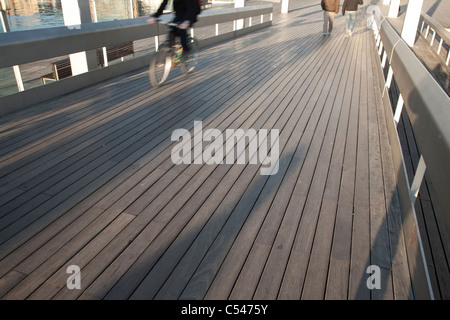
281, 0, 289, 14
61, 0, 97, 75
129, 0, 135, 19
0, 7, 8, 32
235, 0, 245, 30
401, 0, 423, 47
388, 0, 400, 18
1, 1, 25, 92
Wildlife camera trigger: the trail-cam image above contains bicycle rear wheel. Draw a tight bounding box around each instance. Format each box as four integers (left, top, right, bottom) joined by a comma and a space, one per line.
149, 44, 172, 87
180, 37, 199, 75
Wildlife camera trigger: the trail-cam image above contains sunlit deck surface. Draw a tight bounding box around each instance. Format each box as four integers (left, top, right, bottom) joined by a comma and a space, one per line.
0, 2, 446, 300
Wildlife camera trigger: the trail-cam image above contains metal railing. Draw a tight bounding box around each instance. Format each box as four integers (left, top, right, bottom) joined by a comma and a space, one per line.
0, 4, 273, 116
419, 13, 450, 66
369, 9, 450, 300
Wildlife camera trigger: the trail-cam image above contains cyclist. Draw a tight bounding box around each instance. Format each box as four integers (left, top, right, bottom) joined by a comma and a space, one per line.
148, 0, 201, 59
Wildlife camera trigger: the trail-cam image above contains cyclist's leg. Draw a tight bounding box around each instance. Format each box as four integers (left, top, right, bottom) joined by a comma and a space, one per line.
168, 26, 177, 47
179, 28, 190, 53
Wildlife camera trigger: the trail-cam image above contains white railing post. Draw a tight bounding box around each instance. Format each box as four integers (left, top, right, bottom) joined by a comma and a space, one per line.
393, 94, 404, 126
386, 66, 393, 88
378, 40, 384, 55
61, 0, 98, 75
401, 0, 423, 47
410, 156, 427, 203
437, 38, 443, 55
430, 29, 436, 46
13, 66, 24, 91
91, 0, 108, 66
381, 51, 387, 67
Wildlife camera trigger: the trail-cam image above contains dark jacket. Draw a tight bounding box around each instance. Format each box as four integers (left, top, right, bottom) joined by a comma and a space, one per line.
152, 0, 199, 24
321, 0, 340, 14
342, 0, 363, 15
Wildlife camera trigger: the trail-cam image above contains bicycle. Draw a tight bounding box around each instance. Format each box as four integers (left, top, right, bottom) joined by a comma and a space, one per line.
149, 21, 199, 87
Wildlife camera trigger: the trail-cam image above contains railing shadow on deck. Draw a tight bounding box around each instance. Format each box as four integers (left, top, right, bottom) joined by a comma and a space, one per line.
0, 22, 328, 299
0, 60, 242, 260
88, 150, 296, 300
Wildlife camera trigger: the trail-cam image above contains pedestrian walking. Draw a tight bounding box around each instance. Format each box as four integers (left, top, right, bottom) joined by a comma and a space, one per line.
321, 0, 340, 35
342, 0, 363, 37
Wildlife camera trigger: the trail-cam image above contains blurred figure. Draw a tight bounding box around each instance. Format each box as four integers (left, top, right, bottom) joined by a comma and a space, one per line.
321, 0, 340, 35
148, 0, 201, 58
342, 0, 363, 37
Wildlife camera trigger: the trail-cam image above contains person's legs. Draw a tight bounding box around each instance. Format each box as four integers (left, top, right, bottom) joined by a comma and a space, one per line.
323, 11, 328, 34
349, 11, 357, 34
328, 12, 335, 33
345, 14, 351, 36
179, 28, 189, 52
345, 11, 356, 36
168, 26, 177, 47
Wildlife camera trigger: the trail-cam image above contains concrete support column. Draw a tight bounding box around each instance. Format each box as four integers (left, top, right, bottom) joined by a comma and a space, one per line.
388, 0, 400, 18
1, 0, 24, 92
281, 0, 289, 14
401, 0, 423, 47
61, 0, 97, 75
235, 0, 245, 30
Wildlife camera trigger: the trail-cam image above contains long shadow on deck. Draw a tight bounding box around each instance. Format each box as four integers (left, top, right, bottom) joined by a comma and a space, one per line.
0, 20, 327, 299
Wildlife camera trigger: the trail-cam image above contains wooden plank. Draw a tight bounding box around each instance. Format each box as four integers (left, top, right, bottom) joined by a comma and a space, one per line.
324, 20, 362, 300
368, 32, 413, 300
254, 22, 355, 300
227, 28, 348, 300
299, 20, 360, 301
176, 25, 342, 296
190, 33, 332, 299
106, 26, 323, 300
1, 1, 439, 300
0, 42, 286, 296
0, 270, 26, 299
0, 31, 282, 268
367, 24, 394, 299
0, 31, 249, 196
348, 25, 371, 300
0, 38, 243, 276
28, 212, 135, 300
67, 23, 320, 300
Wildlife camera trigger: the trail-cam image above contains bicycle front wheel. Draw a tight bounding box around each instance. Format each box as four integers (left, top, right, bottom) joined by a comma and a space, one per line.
180, 37, 199, 75
149, 45, 172, 87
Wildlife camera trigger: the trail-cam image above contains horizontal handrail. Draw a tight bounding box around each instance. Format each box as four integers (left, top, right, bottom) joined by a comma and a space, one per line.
0, 4, 273, 69
371, 12, 450, 299
379, 19, 450, 241
0, 4, 272, 116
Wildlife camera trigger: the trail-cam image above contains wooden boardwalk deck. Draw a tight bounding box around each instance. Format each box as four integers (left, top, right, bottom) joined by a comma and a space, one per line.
0, 3, 416, 300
